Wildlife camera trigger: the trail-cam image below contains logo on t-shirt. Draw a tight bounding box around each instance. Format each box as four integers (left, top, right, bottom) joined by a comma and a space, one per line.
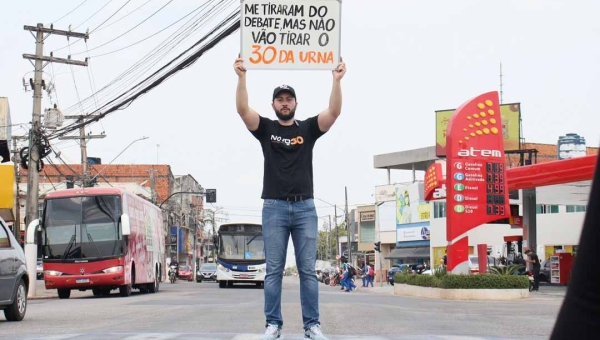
270, 134, 304, 146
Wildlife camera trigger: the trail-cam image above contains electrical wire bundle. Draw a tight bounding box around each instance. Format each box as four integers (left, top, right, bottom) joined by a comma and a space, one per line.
46, 0, 241, 141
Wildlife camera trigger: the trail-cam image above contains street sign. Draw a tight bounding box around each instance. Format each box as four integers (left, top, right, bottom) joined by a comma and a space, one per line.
205, 189, 217, 203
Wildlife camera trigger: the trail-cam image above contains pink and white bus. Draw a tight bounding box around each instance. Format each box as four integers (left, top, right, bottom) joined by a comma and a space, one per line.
38, 187, 164, 298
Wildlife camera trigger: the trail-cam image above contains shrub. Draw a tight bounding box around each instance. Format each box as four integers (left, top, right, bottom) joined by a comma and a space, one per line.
433, 266, 447, 279
395, 273, 529, 289
488, 264, 524, 276
395, 273, 441, 287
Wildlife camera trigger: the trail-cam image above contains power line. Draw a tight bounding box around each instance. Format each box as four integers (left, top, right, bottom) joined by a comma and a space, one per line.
72, 0, 116, 31
87, 3, 212, 58
48, 10, 240, 140
67, 39, 86, 116
52, 0, 133, 53
93, 0, 154, 33
71, 0, 174, 56
51, 0, 90, 25
60, 0, 230, 117
90, 0, 134, 33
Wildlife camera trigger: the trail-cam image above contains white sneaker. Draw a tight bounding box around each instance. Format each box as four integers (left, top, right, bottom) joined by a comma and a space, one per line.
304, 324, 329, 340
261, 324, 281, 340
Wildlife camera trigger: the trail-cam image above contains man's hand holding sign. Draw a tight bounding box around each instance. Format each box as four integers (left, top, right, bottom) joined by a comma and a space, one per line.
234, 1, 345, 339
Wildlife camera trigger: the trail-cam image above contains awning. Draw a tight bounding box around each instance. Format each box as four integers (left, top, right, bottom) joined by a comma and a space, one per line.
385, 247, 430, 259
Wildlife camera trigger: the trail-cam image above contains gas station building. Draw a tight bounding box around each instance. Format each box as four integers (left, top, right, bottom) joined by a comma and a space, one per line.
365, 142, 597, 279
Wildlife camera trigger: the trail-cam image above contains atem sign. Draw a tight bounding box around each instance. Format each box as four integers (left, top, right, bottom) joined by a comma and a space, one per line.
445, 91, 510, 272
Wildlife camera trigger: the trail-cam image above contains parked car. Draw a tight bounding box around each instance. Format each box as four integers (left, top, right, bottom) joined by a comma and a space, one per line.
178, 265, 193, 281
539, 259, 551, 283
0, 217, 29, 321
197, 263, 217, 282
468, 255, 500, 274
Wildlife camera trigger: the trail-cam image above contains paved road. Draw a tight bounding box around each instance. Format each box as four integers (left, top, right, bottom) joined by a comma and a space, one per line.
1, 277, 562, 339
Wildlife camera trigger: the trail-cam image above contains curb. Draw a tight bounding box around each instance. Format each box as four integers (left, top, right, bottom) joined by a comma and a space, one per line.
29, 296, 57, 300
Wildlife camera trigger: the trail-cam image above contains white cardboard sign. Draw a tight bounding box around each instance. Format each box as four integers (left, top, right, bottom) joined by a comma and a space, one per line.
240, 0, 341, 70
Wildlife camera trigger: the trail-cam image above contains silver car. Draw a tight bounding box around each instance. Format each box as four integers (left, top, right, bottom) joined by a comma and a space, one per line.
0, 217, 29, 321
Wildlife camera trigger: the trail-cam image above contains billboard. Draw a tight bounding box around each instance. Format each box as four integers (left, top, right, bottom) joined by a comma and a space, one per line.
396, 222, 431, 242
396, 182, 430, 225
436, 103, 521, 157
557, 133, 586, 160
445, 91, 510, 272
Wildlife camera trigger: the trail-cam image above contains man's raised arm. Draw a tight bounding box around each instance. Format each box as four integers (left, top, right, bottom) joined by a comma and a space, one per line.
234, 55, 260, 131
318, 58, 347, 133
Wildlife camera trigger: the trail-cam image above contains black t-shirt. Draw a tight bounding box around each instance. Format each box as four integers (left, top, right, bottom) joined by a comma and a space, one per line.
250, 115, 325, 199
530, 253, 540, 270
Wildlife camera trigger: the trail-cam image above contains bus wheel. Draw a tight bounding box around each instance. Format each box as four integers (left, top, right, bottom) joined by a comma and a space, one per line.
57, 289, 71, 299
219, 281, 226, 288
149, 273, 159, 293
119, 285, 132, 297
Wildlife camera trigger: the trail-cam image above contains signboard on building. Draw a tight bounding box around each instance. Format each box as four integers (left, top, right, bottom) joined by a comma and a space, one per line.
445, 91, 510, 271
436, 103, 521, 157
396, 182, 430, 225
375, 184, 397, 203
557, 133, 586, 160
241, 0, 341, 70
205, 189, 217, 203
360, 211, 375, 222
424, 161, 446, 201
396, 222, 431, 242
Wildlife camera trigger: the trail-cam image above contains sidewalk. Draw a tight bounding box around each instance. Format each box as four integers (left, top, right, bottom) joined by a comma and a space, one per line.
29, 279, 90, 300
354, 283, 395, 296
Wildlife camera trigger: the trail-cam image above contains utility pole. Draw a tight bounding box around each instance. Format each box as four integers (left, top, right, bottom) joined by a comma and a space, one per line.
11, 136, 27, 240
192, 204, 199, 282
334, 204, 339, 257
60, 115, 105, 187
345, 186, 351, 266
327, 214, 331, 261
23, 23, 88, 239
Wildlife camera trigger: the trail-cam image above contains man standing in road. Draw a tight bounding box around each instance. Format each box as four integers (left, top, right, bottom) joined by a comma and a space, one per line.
525, 249, 541, 291
234, 54, 346, 340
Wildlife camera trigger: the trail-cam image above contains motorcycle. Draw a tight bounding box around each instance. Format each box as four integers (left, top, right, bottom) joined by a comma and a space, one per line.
527, 271, 535, 291
168, 266, 177, 284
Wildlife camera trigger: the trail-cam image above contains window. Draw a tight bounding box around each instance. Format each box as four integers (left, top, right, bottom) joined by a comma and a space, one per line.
536, 204, 559, 214
566, 205, 586, 213
0, 223, 10, 248
434, 202, 446, 218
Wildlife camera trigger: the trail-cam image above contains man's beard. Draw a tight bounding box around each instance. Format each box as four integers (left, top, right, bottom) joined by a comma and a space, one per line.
275, 107, 296, 121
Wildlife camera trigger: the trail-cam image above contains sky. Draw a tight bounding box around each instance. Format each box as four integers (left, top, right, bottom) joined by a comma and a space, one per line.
2, 0, 600, 266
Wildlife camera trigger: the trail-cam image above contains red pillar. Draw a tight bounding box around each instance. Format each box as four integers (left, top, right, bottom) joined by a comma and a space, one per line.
478, 244, 488, 274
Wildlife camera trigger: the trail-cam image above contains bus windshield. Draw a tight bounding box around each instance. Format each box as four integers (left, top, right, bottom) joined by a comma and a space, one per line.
42, 195, 123, 261
219, 233, 265, 261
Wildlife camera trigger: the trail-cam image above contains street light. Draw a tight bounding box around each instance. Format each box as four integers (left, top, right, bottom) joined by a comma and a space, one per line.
315, 197, 347, 260
89, 136, 149, 183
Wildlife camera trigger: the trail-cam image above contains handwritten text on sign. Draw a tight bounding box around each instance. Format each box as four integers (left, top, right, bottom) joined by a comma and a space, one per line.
241, 0, 341, 70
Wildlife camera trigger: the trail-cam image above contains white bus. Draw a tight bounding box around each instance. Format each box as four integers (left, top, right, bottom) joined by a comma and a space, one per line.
215, 223, 265, 288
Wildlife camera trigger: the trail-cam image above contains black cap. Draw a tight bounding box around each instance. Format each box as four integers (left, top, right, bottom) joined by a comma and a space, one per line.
272, 85, 296, 101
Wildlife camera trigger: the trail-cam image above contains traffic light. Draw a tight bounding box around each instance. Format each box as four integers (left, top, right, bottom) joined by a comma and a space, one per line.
374, 241, 381, 252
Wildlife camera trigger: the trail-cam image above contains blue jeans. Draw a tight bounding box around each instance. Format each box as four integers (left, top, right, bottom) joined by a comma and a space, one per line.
262, 198, 319, 330
342, 271, 355, 291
